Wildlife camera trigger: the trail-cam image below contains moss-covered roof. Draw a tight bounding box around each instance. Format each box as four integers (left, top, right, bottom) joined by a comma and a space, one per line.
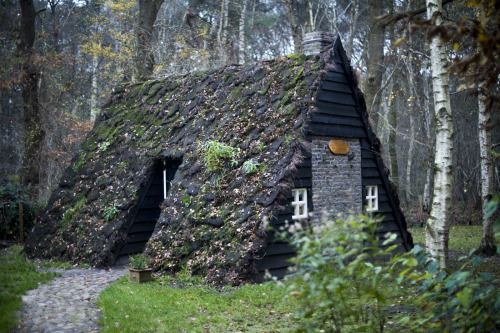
25, 51, 336, 284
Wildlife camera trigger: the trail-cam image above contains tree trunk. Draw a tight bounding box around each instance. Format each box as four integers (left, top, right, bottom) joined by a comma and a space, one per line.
18, 0, 44, 191
425, 0, 453, 269
136, 0, 164, 81
90, 53, 99, 122
388, 80, 399, 186
422, 62, 434, 213
346, 0, 359, 59
238, 0, 247, 65
476, 90, 497, 255
217, 0, 229, 66
282, 0, 302, 54
365, 0, 385, 129
405, 115, 415, 205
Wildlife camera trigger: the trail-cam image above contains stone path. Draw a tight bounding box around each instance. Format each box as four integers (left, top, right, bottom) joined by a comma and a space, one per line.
14, 267, 128, 333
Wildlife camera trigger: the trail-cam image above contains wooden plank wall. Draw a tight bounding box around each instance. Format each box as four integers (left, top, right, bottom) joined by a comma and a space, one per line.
255, 37, 412, 280
117, 160, 182, 259
308, 40, 411, 249
253, 155, 312, 281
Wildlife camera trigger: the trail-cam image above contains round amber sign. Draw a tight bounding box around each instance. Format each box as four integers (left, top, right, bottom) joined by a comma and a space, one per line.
328, 140, 350, 155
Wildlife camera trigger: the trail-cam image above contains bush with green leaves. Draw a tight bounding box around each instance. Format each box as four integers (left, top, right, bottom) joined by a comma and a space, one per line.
400, 246, 500, 332
0, 182, 43, 240
282, 214, 410, 332
284, 212, 500, 333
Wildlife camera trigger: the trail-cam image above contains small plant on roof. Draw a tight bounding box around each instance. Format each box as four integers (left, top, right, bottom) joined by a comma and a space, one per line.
102, 203, 119, 222
129, 254, 150, 270
242, 159, 260, 174
198, 140, 240, 174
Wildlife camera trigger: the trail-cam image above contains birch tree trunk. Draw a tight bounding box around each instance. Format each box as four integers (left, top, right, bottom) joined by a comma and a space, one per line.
217, 0, 229, 66
476, 90, 497, 255
345, 0, 359, 59
405, 114, 415, 205
238, 0, 247, 65
425, 0, 453, 269
422, 64, 434, 213
388, 79, 399, 186
90, 53, 99, 122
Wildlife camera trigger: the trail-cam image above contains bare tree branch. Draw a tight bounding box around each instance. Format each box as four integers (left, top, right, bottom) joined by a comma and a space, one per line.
377, 0, 455, 28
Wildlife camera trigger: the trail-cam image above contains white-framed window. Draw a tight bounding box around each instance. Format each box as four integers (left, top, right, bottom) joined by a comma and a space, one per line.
292, 188, 308, 220
366, 185, 378, 212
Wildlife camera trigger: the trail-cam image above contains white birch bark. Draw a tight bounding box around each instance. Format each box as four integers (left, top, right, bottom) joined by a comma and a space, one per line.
422, 62, 434, 212
90, 53, 99, 122
346, 0, 359, 59
477, 90, 497, 255
308, 0, 315, 31
425, 0, 453, 269
217, 0, 228, 66
238, 0, 248, 65
405, 114, 415, 205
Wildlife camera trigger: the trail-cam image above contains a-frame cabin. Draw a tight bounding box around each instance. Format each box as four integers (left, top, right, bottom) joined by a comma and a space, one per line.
25, 33, 412, 285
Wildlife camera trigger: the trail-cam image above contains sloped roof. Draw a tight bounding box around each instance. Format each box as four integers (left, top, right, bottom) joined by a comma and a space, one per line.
25, 49, 335, 282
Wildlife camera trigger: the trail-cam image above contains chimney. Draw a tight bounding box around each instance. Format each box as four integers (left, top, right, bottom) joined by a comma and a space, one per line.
302, 31, 335, 56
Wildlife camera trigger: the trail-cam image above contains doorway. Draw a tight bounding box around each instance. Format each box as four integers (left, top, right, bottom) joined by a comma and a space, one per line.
116, 159, 181, 263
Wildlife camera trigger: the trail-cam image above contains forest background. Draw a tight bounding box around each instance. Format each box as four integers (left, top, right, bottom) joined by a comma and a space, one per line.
0, 0, 499, 254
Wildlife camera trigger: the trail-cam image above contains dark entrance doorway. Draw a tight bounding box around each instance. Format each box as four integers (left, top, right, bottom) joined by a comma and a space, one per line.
116, 159, 181, 263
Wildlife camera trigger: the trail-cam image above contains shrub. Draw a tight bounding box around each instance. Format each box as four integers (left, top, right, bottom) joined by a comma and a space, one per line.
0, 182, 43, 240
282, 214, 410, 332
401, 246, 500, 332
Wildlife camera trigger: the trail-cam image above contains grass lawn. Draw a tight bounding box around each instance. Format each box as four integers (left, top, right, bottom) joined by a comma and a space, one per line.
98, 225, 500, 332
409, 225, 489, 253
98, 275, 298, 332
409, 225, 500, 277
0, 246, 59, 333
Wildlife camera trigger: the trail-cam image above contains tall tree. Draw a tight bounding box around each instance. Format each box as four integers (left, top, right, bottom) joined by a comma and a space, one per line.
136, 0, 165, 81
474, 1, 498, 256
425, 0, 453, 269
238, 0, 248, 65
280, 0, 302, 54
18, 0, 45, 191
365, 0, 385, 129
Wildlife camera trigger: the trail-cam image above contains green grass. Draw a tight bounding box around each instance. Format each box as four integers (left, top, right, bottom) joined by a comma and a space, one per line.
409, 225, 500, 254
0, 246, 59, 333
410, 224, 500, 252
98, 276, 298, 332
36, 259, 73, 270
99, 225, 500, 332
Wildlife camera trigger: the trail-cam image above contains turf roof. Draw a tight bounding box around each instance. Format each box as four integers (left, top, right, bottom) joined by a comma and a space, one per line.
25, 51, 339, 284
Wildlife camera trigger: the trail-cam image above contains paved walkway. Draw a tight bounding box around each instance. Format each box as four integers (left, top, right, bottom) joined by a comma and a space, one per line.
14, 267, 128, 333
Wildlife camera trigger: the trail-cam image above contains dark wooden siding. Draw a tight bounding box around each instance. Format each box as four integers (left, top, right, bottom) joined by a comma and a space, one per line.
253, 156, 312, 282
307, 37, 412, 251
253, 36, 412, 280
117, 160, 181, 258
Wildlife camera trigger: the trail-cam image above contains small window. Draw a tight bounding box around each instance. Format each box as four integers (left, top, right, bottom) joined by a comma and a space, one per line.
292, 188, 308, 220
366, 185, 378, 211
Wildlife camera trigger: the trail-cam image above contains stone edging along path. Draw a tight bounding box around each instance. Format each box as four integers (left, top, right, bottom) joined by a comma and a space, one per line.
14, 267, 128, 333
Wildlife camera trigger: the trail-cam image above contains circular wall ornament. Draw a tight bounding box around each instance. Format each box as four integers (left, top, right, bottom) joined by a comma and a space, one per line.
328, 140, 350, 155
